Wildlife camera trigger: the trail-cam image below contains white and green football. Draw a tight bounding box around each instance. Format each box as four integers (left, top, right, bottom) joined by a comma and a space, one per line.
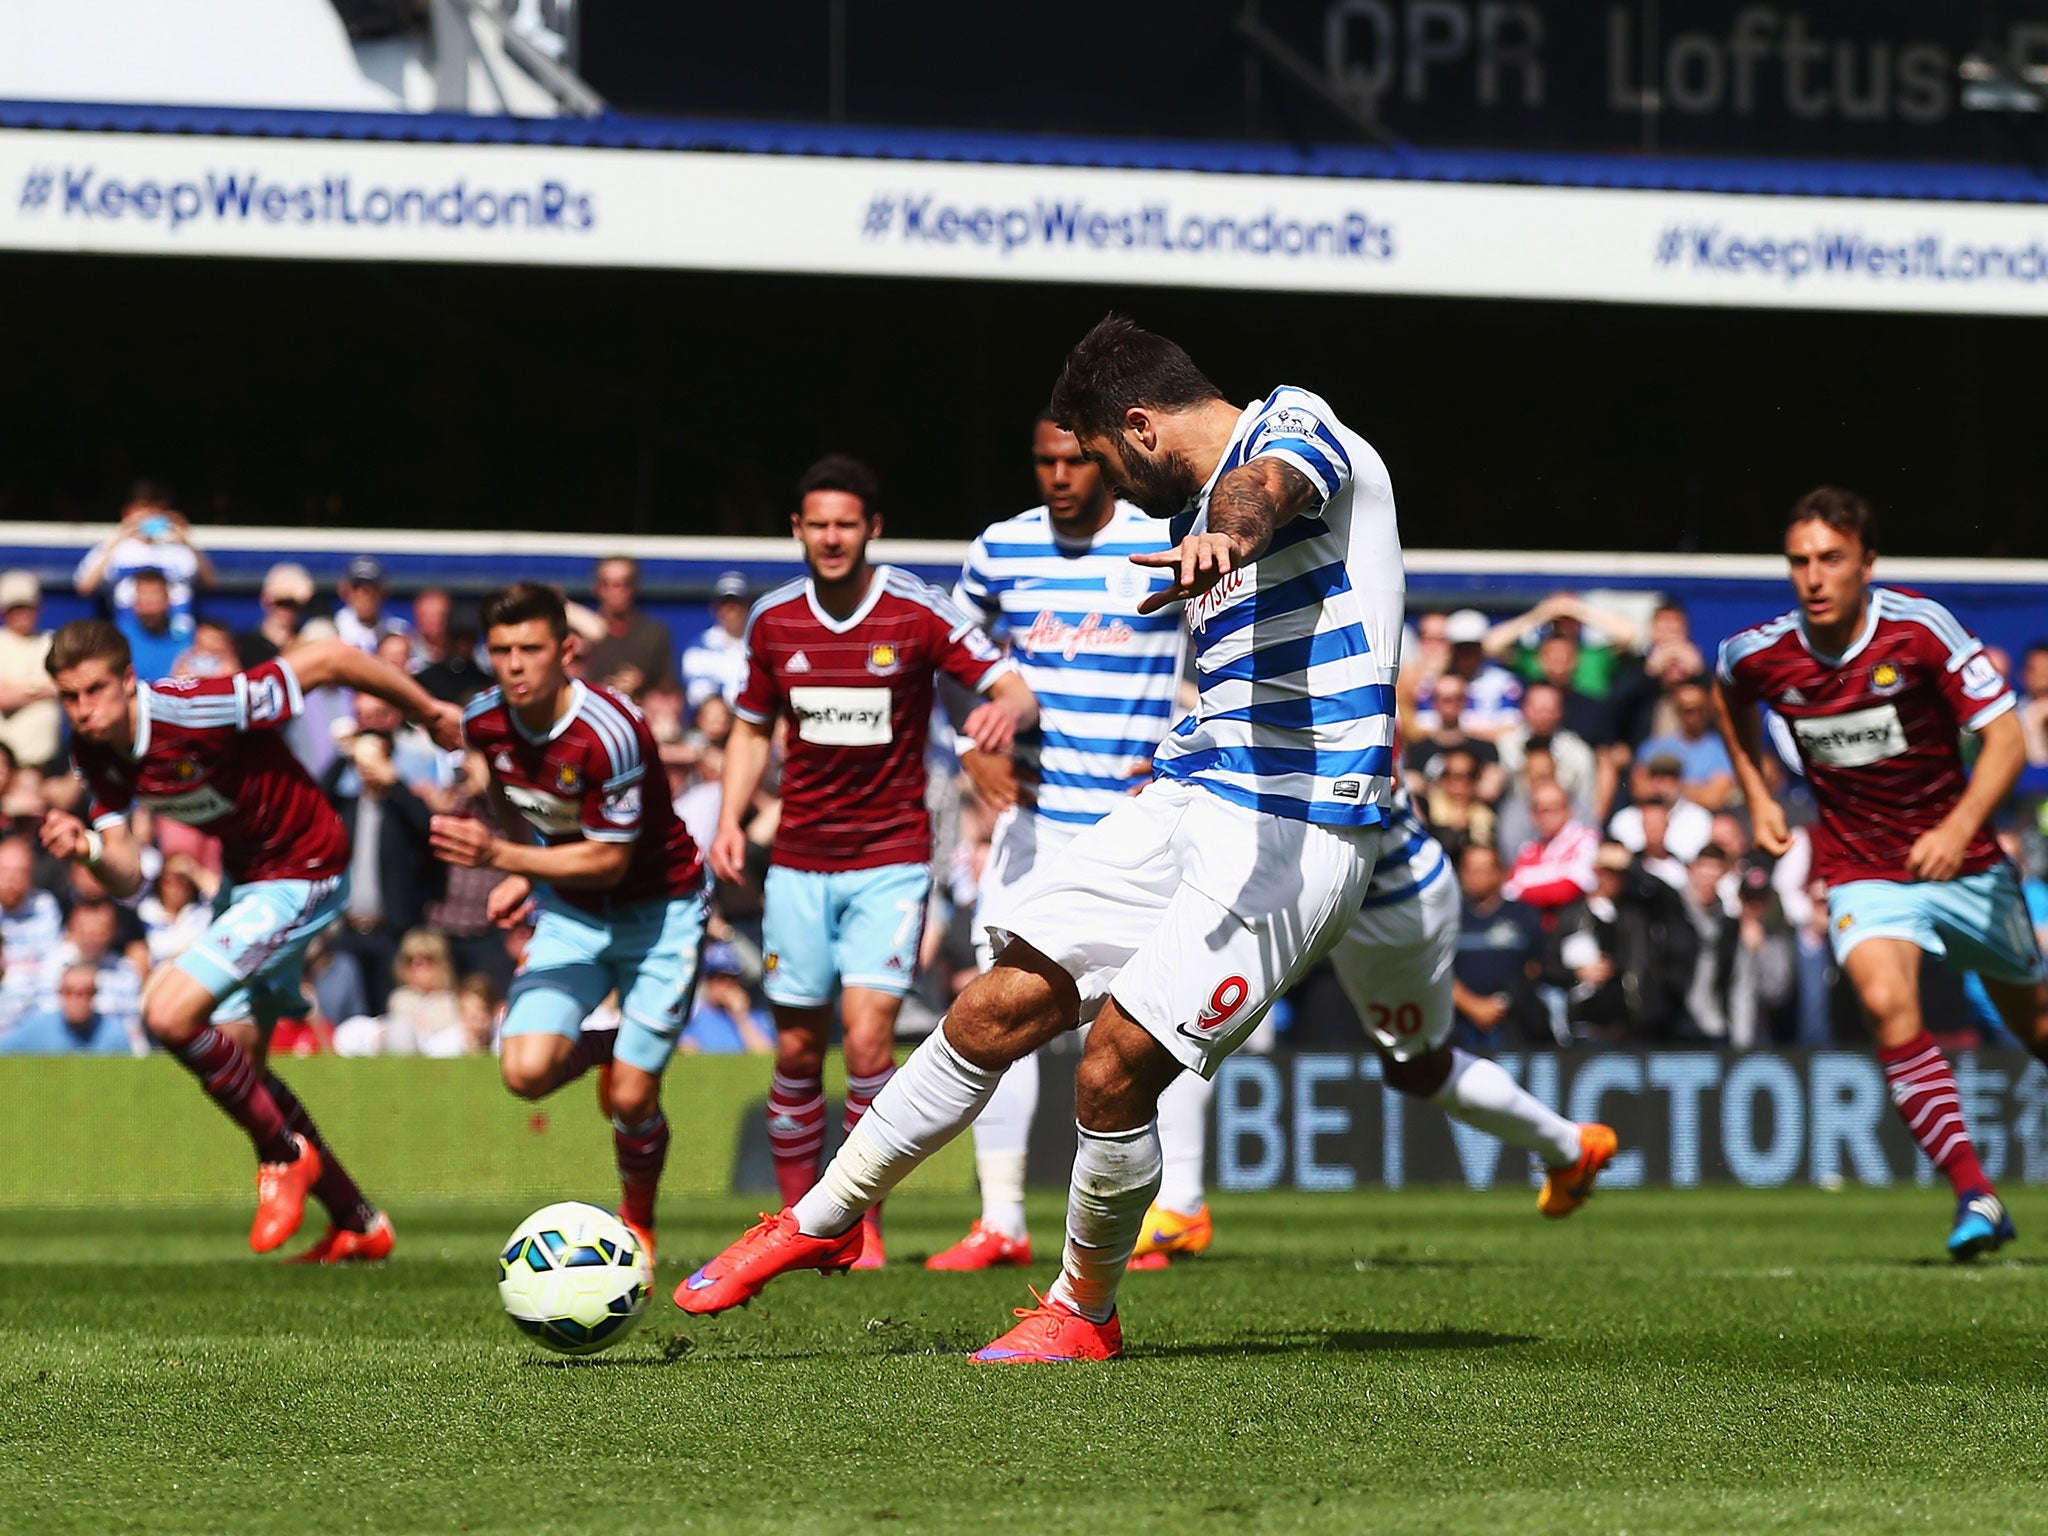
496, 1201, 653, 1355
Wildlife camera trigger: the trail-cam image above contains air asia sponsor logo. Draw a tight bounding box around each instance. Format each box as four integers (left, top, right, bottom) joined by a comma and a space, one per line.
1184, 569, 1251, 634
1792, 703, 1907, 768
16, 165, 597, 234
788, 686, 892, 747
1018, 610, 1138, 659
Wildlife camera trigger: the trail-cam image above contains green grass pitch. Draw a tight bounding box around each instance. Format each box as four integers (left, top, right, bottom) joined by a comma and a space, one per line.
3, 1188, 2044, 1535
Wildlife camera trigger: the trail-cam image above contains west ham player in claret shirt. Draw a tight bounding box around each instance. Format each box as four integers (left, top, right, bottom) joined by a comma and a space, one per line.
708, 454, 1035, 1269
430, 584, 708, 1257
1716, 488, 2048, 1260
42, 619, 463, 1261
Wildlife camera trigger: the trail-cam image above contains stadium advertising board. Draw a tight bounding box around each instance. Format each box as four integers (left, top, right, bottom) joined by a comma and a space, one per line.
6, 128, 2048, 314
1017, 1050, 2048, 1192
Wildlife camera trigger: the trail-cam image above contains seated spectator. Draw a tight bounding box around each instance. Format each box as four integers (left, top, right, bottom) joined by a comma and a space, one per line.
582, 556, 676, 699
694, 693, 733, 748
0, 571, 60, 772
1630, 801, 1690, 891
410, 587, 452, 672
139, 854, 215, 967
0, 962, 132, 1055
1494, 745, 1560, 868
1609, 753, 1714, 861
1503, 781, 1598, 910
0, 835, 62, 988
1403, 671, 1503, 805
456, 974, 500, 1055
681, 943, 776, 1055
683, 571, 751, 709
1547, 841, 1698, 1042
122, 569, 191, 683
1483, 591, 1641, 700
423, 751, 516, 997
1418, 610, 1521, 740
237, 562, 314, 667
1522, 630, 1619, 746
1419, 746, 1496, 861
334, 556, 412, 653
1496, 683, 1601, 822
345, 695, 456, 809
172, 618, 240, 680
2018, 642, 2048, 805
386, 929, 466, 1057
36, 899, 144, 1050
305, 931, 369, 1041
418, 602, 489, 705
1631, 678, 1735, 811
1450, 843, 1549, 1052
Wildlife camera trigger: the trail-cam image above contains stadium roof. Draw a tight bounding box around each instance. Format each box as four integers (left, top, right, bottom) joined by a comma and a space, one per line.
7, 98, 2048, 205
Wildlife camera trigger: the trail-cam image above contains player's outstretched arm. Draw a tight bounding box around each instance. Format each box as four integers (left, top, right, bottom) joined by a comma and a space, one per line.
1132, 458, 1320, 615
1710, 676, 1791, 857
40, 809, 144, 900
710, 714, 775, 884
283, 639, 463, 750
428, 814, 632, 890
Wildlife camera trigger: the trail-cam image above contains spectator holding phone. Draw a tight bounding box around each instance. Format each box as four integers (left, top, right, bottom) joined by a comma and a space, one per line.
73, 481, 214, 650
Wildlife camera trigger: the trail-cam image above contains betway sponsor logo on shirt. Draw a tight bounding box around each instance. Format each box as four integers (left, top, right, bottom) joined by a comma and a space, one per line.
1017, 610, 1137, 659
788, 686, 892, 747
1792, 703, 1908, 768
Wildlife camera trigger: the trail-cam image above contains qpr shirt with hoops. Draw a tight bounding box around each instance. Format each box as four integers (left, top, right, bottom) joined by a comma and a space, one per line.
736, 567, 1013, 872
74, 658, 350, 884
955, 501, 1185, 828
1717, 586, 2016, 887
461, 679, 704, 912
1156, 385, 1404, 826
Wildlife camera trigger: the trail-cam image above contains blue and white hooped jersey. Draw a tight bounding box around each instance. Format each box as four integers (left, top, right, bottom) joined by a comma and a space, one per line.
1153, 385, 1404, 827
956, 502, 1187, 828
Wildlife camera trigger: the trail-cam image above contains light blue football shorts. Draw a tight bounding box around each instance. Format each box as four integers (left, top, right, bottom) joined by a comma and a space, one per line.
180, 873, 349, 1026
761, 862, 932, 1007
1827, 864, 2045, 986
503, 890, 709, 1075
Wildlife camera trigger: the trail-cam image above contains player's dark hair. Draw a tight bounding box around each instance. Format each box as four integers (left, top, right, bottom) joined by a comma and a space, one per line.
1049, 314, 1226, 440
796, 454, 881, 519
45, 619, 131, 677
479, 582, 570, 641
1788, 486, 1879, 553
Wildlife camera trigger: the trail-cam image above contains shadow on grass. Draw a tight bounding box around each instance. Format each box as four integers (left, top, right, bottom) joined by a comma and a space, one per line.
1892, 1256, 2048, 1270
1144, 1327, 1541, 1359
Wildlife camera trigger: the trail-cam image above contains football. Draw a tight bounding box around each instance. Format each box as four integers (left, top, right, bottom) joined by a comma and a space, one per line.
496, 1202, 654, 1355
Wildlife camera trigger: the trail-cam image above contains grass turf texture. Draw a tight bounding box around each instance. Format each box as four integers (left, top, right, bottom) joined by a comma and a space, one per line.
4, 1189, 2045, 1535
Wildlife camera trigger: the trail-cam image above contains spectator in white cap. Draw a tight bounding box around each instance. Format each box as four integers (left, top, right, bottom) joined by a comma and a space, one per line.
1417, 608, 1522, 741
335, 555, 412, 654
682, 569, 751, 709
580, 555, 676, 700
0, 572, 59, 771
237, 561, 316, 667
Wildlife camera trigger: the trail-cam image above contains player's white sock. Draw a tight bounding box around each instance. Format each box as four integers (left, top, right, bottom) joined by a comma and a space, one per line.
1154, 1070, 1213, 1214
1047, 1121, 1162, 1325
793, 1027, 1003, 1237
970, 1049, 1039, 1239
1430, 1048, 1581, 1168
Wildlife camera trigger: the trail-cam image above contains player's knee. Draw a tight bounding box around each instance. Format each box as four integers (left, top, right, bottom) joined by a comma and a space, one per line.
774, 1034, 825, 1079
1073, 1022, 1170, 1129
142, 990, 203, 1047
608, 1075, 659, 1125
501, 1061, 553, 1100
947, 945, 1075, 1067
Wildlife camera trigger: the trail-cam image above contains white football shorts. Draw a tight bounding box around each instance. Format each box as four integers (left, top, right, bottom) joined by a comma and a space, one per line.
992, 776, 1376, 1078
1326, 856, 1460, 1062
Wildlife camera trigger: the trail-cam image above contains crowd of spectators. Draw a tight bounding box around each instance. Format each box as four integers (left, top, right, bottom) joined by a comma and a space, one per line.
2, 488, 2046, 1063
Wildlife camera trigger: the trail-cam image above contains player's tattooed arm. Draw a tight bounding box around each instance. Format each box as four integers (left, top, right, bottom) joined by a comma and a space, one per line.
1133, 458, 1321, 616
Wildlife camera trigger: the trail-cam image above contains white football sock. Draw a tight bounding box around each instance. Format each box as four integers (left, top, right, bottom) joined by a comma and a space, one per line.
792, 1026, 1003, 1237
1046, 1121, 1162, 1325
1430, 1048, 1582, 1168
1153, 1070, 1213, 1214
970, 1049, 1038, 1239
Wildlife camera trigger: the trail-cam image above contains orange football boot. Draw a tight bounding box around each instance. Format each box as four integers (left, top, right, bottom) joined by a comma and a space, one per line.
674, 1210, 862, 1314
926, 1221, 1033, 1272
971, 1291, 1123, 1363
1128, 1201, 1212, 1269
250, 1135, 322, 1254
1538, 1123, 1619, 1219
286, 1211, 396, 1265
851, 1209, 886, 1270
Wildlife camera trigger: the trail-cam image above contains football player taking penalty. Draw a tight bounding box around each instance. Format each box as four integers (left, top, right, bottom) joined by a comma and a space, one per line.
1715, 488, 2048, 1260
680, 316, 1397, 1361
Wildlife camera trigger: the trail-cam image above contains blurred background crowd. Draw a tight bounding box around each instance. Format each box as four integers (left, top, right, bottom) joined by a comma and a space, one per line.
4, 485, 2046, 1063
